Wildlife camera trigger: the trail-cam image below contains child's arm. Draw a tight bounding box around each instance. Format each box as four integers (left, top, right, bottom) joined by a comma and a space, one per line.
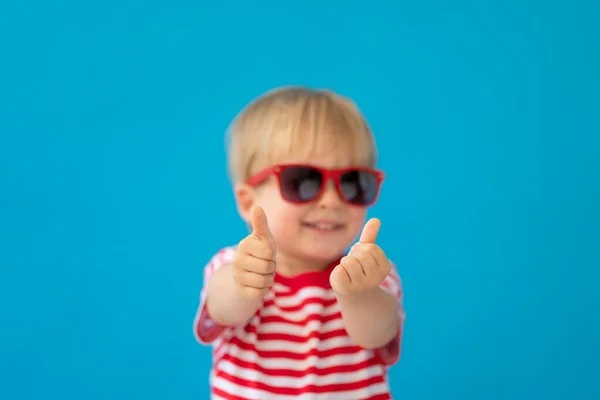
330, 218, 404, 350
206, 206, 277, 326
336, 287, 399, 349
205, 263, 262, 326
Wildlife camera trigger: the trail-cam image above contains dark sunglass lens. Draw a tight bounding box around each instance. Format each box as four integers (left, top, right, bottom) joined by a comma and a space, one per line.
279, 167, 323, 202
340, 170, 379, 205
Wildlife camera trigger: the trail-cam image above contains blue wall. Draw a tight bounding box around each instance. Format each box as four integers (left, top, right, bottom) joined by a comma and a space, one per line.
1, 1, 598, 399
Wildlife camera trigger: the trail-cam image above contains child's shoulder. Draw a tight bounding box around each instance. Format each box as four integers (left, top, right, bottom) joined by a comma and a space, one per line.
203, 245, 238, 269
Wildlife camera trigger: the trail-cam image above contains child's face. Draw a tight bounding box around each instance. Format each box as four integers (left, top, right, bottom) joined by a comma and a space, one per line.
245, 146, 378, 268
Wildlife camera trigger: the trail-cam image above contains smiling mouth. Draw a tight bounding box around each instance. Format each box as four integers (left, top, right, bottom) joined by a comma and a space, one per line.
301, 222, 345, 232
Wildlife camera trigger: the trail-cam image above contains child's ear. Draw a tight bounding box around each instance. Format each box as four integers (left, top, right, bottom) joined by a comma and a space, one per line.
233, 182, 255, 224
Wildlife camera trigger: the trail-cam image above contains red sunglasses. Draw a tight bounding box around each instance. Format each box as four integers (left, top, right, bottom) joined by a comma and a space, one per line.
247, 164, 385, 206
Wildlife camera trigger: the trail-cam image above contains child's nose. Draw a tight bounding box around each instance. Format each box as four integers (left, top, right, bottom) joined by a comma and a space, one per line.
317, 180, 343, 207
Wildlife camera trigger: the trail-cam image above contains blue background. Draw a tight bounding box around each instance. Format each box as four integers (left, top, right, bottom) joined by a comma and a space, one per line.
1, 1, 598, 399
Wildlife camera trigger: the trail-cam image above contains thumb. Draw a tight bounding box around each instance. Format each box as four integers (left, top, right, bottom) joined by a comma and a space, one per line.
250, 205, 272, 241
359, 218, 381, 243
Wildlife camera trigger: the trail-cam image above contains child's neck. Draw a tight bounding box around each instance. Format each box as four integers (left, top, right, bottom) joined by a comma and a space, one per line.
275, 251, 338, 278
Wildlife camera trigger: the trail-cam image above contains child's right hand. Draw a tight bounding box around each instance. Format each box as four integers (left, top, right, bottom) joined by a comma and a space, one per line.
232, 205, 277, 300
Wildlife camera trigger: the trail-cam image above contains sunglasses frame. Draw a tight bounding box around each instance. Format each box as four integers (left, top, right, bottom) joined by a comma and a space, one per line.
247, 163, 385, 206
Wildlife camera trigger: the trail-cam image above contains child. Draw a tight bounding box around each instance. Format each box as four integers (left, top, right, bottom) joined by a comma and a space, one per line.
193, 86, 405, 400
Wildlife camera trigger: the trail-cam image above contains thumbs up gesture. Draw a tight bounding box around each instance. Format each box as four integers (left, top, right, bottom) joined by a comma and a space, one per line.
232, 205, 277, 300
330, 218, 391, 297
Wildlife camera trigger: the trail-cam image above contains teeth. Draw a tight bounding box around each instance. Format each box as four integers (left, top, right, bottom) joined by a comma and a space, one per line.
310, 223, 337, 230
316, 223, 334, 230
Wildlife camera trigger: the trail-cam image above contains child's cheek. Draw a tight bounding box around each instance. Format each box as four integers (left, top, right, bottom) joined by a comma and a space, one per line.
348, 208, 368, 229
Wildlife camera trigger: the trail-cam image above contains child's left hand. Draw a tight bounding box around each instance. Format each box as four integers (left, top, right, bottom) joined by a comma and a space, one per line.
330, 218, 391, 297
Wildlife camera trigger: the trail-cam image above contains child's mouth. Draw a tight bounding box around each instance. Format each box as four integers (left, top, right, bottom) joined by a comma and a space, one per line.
301, 221, 345, 232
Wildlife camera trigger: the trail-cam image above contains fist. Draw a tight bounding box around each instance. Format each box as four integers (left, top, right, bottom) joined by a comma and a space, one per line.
232, 205, 277, 300
330, 218, 391, 296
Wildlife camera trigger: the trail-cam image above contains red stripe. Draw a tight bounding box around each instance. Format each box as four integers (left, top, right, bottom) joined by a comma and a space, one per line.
199, 247, 399, 399
214, 338, 226, 356
365, 394, 392, 400
271, 283, 332, 296
229, 337, 362, 360
381, 275, 400, 295
263, 296, 337, 312
259, 311, 341, 327
220, 352, 381, 377
212, 387, 248, 400
243, 323, 348, 343
194, 306, 226, 343
215, 371, 386, 396
214, 381, 391, 400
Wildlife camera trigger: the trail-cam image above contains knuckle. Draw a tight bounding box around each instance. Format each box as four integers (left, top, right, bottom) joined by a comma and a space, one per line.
231, 267, 241, 280
364, 243, 378, 252
232, 257, 247, 273
231, 261, 243, 275
254, 261, 266, 274
242, 287, 261, 300
240, 235, 259, 251
258, 260, 274, 274
247, 273, 259, 287
353, 243, 369, 252
233, 248, 249, 264
352, 243, 364, 251
349, 258, 362, 270
260, 245, 275, 260
234, 272, 248, 287
248, 259, 268, 275
368, 274, 381, 287
238, 236, 251, 249
259, 274, 273, 288
256, 276, 267, 288
381, 261, 391, 274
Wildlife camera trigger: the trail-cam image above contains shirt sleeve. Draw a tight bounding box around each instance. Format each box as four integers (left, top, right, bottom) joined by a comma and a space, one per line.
374, 260, 406, 366
193, 246, 237, 345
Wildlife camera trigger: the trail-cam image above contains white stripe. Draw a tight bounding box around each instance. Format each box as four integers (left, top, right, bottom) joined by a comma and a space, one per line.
224, 345, 373, 371
209, 247, 236, 269
270, 282, 291, 294
241, 331, 354, 353
270, 285, 336, 305
220, 359, 384, 388
212, 375, 390, 400
261, 300, 340, 320
213, 338, 228, 361
251, 316, 345, 336
382, 276, 399, 296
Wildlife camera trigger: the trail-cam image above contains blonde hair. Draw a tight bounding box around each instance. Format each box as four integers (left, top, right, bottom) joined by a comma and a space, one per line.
226, 86, 378, 183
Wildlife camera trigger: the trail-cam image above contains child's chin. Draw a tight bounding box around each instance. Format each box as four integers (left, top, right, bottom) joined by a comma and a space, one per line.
301, 244, 346, 262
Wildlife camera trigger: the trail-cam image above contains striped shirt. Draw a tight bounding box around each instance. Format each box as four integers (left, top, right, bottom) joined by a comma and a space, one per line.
194, 246, 405, 400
